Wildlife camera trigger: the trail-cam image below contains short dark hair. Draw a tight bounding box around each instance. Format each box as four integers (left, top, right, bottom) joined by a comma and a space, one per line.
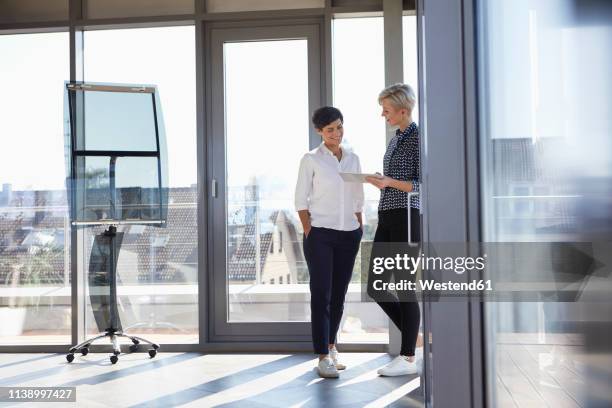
312, 106, 343, 130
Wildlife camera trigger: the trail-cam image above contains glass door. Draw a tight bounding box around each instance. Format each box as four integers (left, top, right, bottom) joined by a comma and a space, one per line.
209, 23, 321, 340
477, 1, 612, 406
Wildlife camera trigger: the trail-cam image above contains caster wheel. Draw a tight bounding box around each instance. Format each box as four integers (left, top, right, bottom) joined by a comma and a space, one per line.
131, 339, 140, 345
66, 354, 74, 363
129, 344, 138, 353
152, 344, 160, 350
81, 348, 89, 356
110, 355, 118, 364
148, 349, 157, 358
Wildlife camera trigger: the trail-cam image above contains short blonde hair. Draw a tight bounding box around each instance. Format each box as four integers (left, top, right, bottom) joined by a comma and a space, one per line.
378, 83, 416, 111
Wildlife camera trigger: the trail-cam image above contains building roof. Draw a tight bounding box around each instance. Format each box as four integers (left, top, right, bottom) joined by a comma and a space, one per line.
0, 187, 199, 285
0, 187, 303, 286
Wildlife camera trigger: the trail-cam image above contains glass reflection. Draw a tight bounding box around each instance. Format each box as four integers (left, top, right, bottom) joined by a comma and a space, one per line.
478, 1, 612, 406
83, 91, 158, 152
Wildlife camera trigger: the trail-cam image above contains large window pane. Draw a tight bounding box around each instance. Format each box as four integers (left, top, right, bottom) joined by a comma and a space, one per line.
0, 32, 70, 345
333, 17, 389, 344
478, 1, 612, 406
224, 40, 310, 322
84, 26, 198, 344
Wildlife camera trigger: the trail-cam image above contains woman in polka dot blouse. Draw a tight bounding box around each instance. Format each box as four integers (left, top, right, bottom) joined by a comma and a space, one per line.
365, 83, 423, 377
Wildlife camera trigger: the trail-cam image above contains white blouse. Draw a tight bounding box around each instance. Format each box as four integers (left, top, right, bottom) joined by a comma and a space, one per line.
294, 143, 364, 231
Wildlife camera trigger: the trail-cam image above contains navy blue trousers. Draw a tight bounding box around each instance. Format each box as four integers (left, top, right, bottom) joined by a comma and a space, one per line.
303, 226, 362, 354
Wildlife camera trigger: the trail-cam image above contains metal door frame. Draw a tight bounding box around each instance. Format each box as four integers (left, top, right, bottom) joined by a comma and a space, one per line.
207, 20, 322, 341
417, 0, 485, 406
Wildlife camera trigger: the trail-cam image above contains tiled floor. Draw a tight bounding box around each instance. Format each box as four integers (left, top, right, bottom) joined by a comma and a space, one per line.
0, 352, 424, 407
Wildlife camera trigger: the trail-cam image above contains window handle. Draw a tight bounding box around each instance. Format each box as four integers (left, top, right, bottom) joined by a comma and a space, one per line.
408, 192, 420, 247
211, 179, 218, 198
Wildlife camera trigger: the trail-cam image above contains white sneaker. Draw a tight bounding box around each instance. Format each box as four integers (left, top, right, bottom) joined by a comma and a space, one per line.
329, 348, 346, 370
377, 355, 418, 376
318, 357, 340, 378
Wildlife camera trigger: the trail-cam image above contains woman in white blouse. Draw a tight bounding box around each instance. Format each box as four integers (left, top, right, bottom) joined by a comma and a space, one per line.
295, 106, 364, 379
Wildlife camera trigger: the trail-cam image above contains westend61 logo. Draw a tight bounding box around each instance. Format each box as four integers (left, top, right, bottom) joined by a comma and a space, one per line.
371, 253, 487, 275
367, 252, 493, 296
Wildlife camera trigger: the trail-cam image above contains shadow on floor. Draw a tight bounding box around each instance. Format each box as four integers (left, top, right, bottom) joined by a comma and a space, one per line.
59, 352, 199, 387
130, 354, 422, 408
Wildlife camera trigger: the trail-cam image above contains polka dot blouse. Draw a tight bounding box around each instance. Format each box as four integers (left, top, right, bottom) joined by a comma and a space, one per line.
378, 122, 420, 211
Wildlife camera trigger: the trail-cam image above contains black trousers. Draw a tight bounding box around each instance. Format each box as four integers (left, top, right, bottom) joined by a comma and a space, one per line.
367, 208, 421, 356
303, 226, 362, 354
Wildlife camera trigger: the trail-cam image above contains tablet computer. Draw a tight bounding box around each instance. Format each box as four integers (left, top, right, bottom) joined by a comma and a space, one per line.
339, 172, 382, 183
